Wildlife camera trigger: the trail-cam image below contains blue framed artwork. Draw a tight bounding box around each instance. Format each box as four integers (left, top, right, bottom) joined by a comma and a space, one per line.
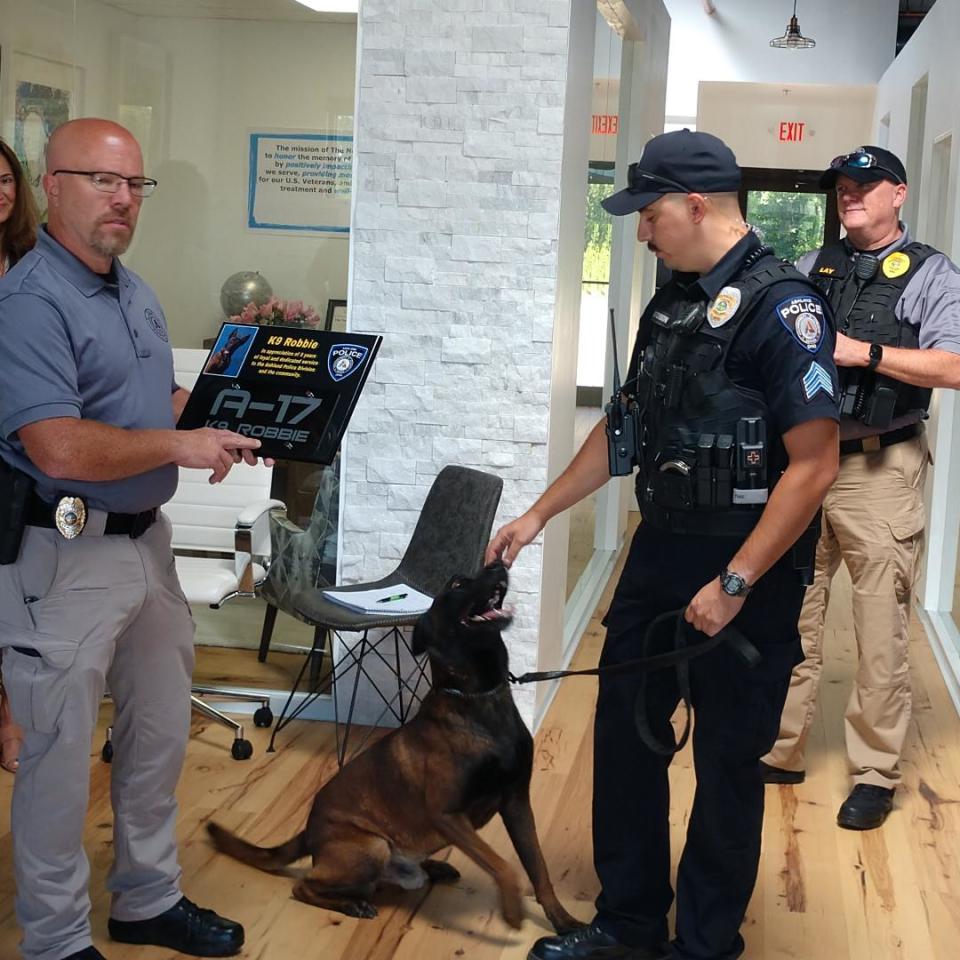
247, 131, 352, 235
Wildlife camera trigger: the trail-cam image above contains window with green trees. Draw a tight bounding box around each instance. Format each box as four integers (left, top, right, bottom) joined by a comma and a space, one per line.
746, 190, 826, 265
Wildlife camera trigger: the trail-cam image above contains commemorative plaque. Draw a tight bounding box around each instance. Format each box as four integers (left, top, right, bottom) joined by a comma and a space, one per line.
177, 322, 381, 464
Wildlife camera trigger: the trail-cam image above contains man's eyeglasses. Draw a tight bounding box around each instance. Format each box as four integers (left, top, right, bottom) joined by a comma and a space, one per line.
828, 151, 903, 184
52, 170, 158, 198
627, 163, 692, 195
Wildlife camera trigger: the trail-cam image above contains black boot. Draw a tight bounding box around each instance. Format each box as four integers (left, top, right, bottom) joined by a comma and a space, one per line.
108, 896, 244, 957
63, 948, 109, 960
837, 784, 895, 830
759, 760, 805, 784
528, 922, 670, 960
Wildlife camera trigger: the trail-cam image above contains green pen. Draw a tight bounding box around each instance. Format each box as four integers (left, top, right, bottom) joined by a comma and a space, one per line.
376, 592, 409, 603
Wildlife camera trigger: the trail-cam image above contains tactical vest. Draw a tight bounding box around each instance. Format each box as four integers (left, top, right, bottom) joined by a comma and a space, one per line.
632, 251, 823, 538
809, 241, 937, 423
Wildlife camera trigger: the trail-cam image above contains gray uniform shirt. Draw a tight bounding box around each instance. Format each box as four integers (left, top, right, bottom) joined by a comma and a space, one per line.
797, 225, 960, 438
0, 227, 179, 512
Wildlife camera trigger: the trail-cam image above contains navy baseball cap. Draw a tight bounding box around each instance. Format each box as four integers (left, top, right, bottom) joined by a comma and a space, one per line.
820, 146, 907, 188
601, 129, 741, 217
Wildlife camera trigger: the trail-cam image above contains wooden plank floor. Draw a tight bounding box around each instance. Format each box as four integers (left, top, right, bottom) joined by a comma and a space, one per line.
2, 545, 959, 959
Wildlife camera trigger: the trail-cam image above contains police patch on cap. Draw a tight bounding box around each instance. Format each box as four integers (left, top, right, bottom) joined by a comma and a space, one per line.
707, 286, 741, 328
882, 252, 910, 279
776, 295, 826, 353
328, 343, 369, 382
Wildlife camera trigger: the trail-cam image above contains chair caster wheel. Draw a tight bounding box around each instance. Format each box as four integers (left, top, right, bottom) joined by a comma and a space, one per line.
253, 707, 273, 728
231, 739, 254, 761
101, 742, 113, 763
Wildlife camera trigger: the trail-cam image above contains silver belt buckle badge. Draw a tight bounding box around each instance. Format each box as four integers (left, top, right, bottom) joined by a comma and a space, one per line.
55, 496, 87, 539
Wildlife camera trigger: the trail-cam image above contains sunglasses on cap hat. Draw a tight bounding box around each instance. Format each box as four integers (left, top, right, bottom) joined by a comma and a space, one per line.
828, 150, 904, 184
627, 162, 693, 195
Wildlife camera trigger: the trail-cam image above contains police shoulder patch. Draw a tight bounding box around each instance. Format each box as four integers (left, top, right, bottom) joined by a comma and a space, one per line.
801, 360, 834, 402
775, 294, 826, 353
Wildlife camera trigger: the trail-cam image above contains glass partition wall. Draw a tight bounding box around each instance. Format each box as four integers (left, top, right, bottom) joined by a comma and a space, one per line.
0, 0, 357, 695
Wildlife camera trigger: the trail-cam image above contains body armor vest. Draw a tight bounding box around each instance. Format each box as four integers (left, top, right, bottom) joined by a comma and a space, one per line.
809, 241, 937, 425
632, 251, 821, 538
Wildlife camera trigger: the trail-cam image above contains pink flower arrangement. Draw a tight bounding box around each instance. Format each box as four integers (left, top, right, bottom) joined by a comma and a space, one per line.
232, 296, 321, 328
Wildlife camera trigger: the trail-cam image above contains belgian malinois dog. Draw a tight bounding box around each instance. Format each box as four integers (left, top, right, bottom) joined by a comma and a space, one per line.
204, 329, 251, 375
207, 562, 581, 933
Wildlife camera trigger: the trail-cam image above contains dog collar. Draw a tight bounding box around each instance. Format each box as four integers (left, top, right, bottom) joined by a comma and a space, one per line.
439, 681, 509, 699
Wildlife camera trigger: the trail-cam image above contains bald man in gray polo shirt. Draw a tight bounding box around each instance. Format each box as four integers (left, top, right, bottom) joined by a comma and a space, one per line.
0, 120, 261, 960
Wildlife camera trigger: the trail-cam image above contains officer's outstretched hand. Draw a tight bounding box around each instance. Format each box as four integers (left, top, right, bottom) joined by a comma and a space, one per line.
174, 428, 262, 484
684, 577, 745, 638
485, 510, 545, 568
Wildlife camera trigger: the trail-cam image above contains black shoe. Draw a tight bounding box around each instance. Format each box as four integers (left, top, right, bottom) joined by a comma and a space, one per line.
759, 760, 805, 784
108, 896, 244, 957
837, 784, 895, 830
63, 949, 109, 960
528, 922, 670, 960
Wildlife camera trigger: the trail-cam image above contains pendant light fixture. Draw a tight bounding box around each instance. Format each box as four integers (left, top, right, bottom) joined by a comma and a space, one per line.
770, 0, 817, 49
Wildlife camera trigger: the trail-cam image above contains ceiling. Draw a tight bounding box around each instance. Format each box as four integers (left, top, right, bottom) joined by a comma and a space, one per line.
99, 0, 356, 22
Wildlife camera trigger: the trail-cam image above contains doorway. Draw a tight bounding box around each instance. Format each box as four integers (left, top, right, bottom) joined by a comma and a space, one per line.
739, 167, 841, 264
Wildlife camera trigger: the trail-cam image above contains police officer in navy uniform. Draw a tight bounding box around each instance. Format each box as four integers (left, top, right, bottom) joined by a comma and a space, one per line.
486, 130, 840, 960
0, 119, 262, 960
762, 146, 960, 830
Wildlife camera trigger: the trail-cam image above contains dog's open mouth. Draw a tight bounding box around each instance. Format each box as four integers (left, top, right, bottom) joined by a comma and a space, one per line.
460, 580, 512, 627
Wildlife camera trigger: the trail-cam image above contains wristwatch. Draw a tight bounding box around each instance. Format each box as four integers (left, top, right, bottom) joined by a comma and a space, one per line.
867, 342, 883, 371
719, 567, 752, 598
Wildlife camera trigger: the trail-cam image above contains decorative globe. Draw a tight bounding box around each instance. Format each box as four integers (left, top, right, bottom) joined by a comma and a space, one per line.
219, 271, 273, 317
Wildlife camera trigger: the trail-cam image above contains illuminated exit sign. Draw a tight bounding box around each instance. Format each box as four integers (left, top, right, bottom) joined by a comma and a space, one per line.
592, 114, 619, 135
778, 121, 806, 142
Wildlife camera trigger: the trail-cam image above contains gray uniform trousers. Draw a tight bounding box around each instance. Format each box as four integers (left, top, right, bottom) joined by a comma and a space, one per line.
0, 512, 195, 960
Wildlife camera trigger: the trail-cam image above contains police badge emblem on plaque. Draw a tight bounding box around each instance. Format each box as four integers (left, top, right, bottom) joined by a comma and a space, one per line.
55, 496, 87, 539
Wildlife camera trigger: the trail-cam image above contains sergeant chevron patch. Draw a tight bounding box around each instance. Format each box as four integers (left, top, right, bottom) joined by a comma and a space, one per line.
802, 360, 834, 402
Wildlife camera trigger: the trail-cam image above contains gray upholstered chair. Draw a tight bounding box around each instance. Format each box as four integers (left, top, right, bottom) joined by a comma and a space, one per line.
256, 457, 340, 668
266, 464, 503, 765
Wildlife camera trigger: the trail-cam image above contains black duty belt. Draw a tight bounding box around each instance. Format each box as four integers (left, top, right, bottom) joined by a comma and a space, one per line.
26, 492, 157, 539
838, 422, 919, 457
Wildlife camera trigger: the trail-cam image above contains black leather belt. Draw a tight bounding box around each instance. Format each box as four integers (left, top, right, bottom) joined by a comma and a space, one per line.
838, 423, 919, 457
25, 493, 157, 539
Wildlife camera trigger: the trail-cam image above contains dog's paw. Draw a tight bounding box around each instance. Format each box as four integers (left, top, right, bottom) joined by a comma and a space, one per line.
501, 891, 524, 930
347, 901, 379, 920
422, 859, 461, 884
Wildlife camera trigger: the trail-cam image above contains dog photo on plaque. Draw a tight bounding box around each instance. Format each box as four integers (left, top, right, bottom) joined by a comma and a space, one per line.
178, 323, 382, 464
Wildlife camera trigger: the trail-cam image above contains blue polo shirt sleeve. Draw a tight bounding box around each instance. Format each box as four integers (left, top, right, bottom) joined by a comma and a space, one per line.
0, 293, 82, 441
731, 285, 840, 435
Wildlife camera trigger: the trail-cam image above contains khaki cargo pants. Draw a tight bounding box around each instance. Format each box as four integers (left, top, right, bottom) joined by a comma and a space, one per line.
0, 513, 195, 960
763, 432, 928, 789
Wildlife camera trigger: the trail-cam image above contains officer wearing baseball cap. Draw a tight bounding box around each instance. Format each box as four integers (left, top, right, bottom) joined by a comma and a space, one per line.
488, 128, 840, 960
763, 144, 960, 831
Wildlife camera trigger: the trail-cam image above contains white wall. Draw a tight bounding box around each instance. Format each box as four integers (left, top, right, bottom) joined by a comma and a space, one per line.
663, 0, 898, 121
698, 81, 875, 169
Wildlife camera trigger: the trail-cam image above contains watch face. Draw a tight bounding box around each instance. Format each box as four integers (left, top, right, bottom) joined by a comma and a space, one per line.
721, 572, 746, 596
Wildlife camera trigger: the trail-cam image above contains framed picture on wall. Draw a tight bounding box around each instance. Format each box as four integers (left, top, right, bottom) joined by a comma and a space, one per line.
1, 51, 83, 219
325, 299, 347, 332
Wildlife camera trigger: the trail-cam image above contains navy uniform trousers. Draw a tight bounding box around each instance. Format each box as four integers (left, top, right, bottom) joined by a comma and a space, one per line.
593, 521, 804, 960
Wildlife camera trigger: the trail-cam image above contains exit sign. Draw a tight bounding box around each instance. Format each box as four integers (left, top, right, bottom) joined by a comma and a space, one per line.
778, 121, 806, 142
592, 114, 619, 135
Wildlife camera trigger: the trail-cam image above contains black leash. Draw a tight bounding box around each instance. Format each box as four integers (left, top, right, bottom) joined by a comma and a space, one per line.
509, 609, 761, 756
